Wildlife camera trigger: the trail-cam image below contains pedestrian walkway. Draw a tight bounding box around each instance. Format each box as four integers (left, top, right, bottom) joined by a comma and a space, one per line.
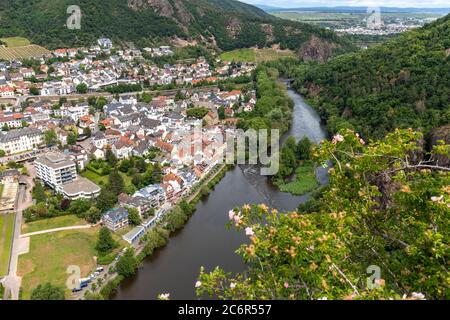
20, 224, 94, 238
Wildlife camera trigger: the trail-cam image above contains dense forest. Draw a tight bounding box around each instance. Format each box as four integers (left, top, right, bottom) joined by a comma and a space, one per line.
274, 14, 450, 139
0, 0, 354, 57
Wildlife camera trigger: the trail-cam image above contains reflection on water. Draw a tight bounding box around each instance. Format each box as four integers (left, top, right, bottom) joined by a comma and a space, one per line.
112, 89, 329, 300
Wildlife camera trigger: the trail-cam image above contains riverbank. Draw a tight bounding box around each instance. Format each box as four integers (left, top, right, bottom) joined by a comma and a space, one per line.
90, 164, 230, 300
276, 161, 319, 196
111, 86, 329, 300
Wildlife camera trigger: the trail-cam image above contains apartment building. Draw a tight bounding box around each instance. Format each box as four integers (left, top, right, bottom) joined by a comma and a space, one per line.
34, 152, 100, 199
102, 207, 129, 232
0, 127, 43, 155
34, 153, 77, 189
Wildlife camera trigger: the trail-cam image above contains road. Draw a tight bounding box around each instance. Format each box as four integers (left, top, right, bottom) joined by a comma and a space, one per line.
0, 85, 220, 105
2, 163, 35, 300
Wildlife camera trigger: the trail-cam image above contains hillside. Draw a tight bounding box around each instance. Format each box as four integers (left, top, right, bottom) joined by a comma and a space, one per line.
286, 14, 450, 139
0, 0, 353, 59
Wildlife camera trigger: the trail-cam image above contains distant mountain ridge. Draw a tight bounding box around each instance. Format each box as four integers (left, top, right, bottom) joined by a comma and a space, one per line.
0, 0, 354, 60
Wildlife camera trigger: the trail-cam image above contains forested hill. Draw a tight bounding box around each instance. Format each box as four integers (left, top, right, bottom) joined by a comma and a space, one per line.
0, 0, 353, 59
286, 14, 450, 139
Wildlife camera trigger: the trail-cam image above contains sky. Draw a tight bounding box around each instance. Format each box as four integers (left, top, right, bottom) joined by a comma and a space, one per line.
240, 0, 450, 8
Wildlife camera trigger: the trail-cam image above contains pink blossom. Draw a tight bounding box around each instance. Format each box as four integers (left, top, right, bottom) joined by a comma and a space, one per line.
233, 213, 243, 225
195, 281, 202, 288
332, 134, 344, 144
284, 282, 289, 289
431, 195, 444, 202
228, 210, 236, 220
245, 227, 254, 237
359, 138, 366, 145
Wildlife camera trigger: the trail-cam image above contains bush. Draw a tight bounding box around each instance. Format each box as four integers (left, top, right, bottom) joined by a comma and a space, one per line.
99, 275, 124, 299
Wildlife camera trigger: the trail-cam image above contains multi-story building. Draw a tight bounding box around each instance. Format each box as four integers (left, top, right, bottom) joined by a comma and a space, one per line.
133, 184, 166, 208
102, 207, 129, 231
34, 152, 100, 199
0, 127, 43, 155
34, 153, 77, 189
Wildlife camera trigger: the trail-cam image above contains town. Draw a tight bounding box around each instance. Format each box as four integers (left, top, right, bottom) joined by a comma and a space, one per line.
0, 38, 259, 300
0, 38, 255, 98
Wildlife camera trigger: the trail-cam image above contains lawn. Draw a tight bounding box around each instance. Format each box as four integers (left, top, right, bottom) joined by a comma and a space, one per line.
278, 162, 319, 196
220, 48, 256, 62
0, 213, 15, 276
80, 170, 109, 186
22, 215, 88, 234
0, 37, 31, 47
220, 48, 296, 63
17, 228, 99, 299
17, 226, 127, 299
81, 169, 133, 188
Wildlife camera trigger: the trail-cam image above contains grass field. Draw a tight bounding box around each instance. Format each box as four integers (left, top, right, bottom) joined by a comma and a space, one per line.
0, 213, 16, 276
17, 228, 99, 299
220, 48, 296, 63
22, 215, 88, 234
17, 225, 127, 299
278, 161, 319, 195
81, 170, 133, 188
0, 37, 31, 47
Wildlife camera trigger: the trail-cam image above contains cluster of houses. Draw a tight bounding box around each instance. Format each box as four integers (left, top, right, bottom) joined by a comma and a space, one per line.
0, 39, 257, 98
0, 84, 259, 244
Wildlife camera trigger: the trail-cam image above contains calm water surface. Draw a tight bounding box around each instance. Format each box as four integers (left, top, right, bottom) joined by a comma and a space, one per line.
112, 89, 328, 300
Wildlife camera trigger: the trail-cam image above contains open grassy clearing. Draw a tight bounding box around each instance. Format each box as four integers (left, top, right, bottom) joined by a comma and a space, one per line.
220, 48, 295, 63
0, 37, 31, 47
278, 161, 319, 195
0, 213, 15, 276
17, 228, 99, 299
17, 225, 127, 299
81, 169, 133, 188
22, 215, 88, 234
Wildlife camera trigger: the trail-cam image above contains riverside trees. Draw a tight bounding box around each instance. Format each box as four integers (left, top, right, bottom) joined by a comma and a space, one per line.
197, 129, 450, 300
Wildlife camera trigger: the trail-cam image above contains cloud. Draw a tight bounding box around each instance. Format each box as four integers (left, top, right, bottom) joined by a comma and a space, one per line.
241, 0, 450, 8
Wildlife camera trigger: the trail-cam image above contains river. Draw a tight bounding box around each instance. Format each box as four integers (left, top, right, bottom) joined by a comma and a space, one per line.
112, 88, 328, 300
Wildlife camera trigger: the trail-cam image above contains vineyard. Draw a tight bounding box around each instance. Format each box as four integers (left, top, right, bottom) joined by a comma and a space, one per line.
0, 44, 50, 61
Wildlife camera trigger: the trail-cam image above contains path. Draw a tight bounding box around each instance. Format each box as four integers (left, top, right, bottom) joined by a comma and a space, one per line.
2, 169, 34, 300
20, 224, 93, 238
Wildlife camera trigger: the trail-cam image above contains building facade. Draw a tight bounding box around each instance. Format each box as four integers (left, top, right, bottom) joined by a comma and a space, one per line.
0, 127, 43, 155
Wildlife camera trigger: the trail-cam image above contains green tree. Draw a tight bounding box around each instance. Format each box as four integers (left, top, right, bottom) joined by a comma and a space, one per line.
116, 248, 137, 278
96, 188, 117, 212
44, 130, 58, 146
96, 226, 117, 254
108, 170, 125, 195
127, 207, 141, 226
105, 148, 118, 167
32, 181, 47, 204
296, 137, 312, 160
76, 83, 88, 94
84, 127, 92, 137
31, 283, 65, 300
68, 198, 91, 216
85, 206, 102, 223
67, 132, 78, 145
